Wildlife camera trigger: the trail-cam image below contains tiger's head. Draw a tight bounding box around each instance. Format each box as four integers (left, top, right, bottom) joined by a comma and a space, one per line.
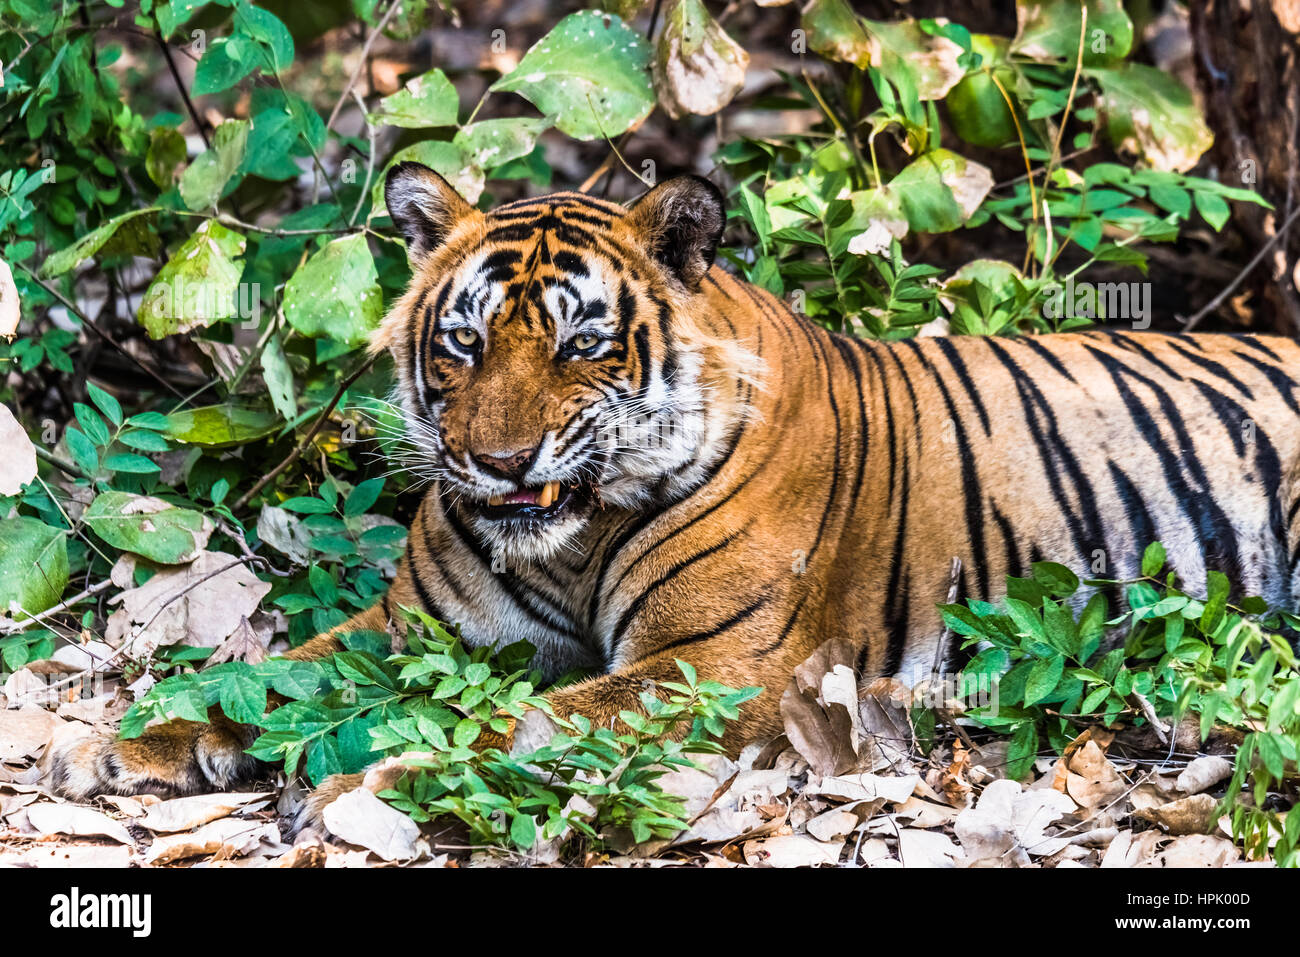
373, 162, 753, 563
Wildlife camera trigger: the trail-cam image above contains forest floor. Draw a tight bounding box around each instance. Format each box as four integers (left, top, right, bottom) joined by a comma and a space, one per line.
0, 645, 1264, 868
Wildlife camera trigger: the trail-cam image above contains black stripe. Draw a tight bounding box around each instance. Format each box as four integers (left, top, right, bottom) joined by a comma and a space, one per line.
901, 338, 990, 599
610, 527, 748, 648
656, 591, 773, 654
933, 336, 992, 435
1084, 345, 1243, 587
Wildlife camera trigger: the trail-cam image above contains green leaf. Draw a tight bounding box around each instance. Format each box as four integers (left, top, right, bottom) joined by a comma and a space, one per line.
218, 670, 268, 724
453, 717, 481, 748
138, 220, 247, 338
372, 140, 483, 214
0, 518, 68, 619
1140, 541, 1166, 577
164, 404, 279, 448
889, 149, 993, 233
39, 207, 161, 277
180, 120, 250, 212
453, 118, 550, 171
1023, 654, 1065, 705
1031, 561, 1079, 597
260, 332, 297, 421
283, 234, 383, 348
1013, 0, 1133, 65
509, 811, 537, 848
1194, 190, 1231, 231
193, 35, 261, 96
103, 453, 162, 474
368, 68, 458, 128
146, 127, 187, 189
344, 477, 384, 517
490, 10, 654, 141
238, 4, 294, 72
1087, 63, 1214, 173
86, 382, 123, 428
1006, 721, 1038, 780
83, 491, 214, 564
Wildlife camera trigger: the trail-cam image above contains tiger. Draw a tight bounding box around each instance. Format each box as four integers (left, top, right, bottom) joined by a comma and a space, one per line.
52, 161, 1300, 812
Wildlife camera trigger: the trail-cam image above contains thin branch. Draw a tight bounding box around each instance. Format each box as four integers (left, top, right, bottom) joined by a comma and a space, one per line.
15, 262, 185, 398
32, 444, 86, 480
232, 356, 377, 512
349, 88, 378, 227
1181, 201, 1300, 330
0, 577, 113, 636
324, 0, 399, 137
155, 27, 210, 150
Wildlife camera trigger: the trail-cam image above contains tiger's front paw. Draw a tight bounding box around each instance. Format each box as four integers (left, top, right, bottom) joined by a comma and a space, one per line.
48, 717, 262, 801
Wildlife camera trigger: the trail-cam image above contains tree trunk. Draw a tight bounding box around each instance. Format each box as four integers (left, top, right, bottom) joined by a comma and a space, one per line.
1188, 0, 1300, 334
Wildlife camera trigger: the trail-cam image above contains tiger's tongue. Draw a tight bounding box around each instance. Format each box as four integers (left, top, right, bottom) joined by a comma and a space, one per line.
502, 489, 539, 505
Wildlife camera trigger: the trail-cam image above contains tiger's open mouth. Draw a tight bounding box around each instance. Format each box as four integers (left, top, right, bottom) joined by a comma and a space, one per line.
474, 479, 590, 522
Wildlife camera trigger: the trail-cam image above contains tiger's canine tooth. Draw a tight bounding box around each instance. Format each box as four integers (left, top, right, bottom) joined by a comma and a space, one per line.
488, 495, 504, 506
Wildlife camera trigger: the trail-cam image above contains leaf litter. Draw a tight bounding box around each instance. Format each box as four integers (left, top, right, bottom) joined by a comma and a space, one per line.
0, 638, 1264, 868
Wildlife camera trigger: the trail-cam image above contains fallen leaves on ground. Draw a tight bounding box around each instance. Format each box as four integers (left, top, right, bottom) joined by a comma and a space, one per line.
0, 638, 1271, 868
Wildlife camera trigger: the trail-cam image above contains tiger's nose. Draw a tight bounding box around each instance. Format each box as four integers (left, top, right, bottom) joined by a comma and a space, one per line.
472, 447, 538, 481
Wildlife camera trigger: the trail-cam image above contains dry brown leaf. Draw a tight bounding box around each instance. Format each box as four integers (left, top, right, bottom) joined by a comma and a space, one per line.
897, 828, 964, 868
1101, 828, 1164, 867
145, 817, 279, 864
204, 616, 269, 666
743, 833, 843, 867
1153, 833, 1240, 867
1175, 756, 1233, 795
805, 800, 884, 842
321, 787, 427, 861
952, 778, 1076, 865
28, 803, 135, 845
653, 0, 749, 119
0, 403, 36, 496
139, 791, 272, 832
1064, 740, 1129, 812
0, 705, 63, 760
780, 639, 863, 776
805, 771, 917, 805
104, 550, 272, 655
1, 843, 132, 867
0, 257, 19, 339
1136, 793, 1217, 835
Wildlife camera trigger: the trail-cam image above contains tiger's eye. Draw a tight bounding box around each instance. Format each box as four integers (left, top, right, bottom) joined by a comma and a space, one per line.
571, 333, 600, 352
453, 328, 480, 348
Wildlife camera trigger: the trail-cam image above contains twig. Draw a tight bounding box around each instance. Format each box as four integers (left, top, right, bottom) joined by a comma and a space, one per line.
232, 356, 376, 512
992, 147, 1096, 190
32, 444, 86, 481
1181, 201, 1300, 330
930, 556, 963, 678
578, 117, 649, 193
217, 517, 294, 577
17, 263, 184, 397
0, 577, 114, 635
324, 0, 399, 137
1130, 689, 1170, 746
41, 555, 265, 693
349, 88, 377, 227
155, 27, 210, 150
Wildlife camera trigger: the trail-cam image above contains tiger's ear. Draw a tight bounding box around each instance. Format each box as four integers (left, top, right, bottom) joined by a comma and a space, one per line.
627, 175, 725, 290
385, 162, 476, 267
